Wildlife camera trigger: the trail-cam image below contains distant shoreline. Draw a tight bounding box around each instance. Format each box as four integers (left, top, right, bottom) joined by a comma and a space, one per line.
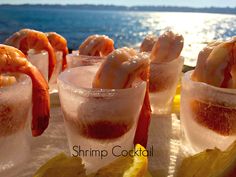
0, 4, 236, 15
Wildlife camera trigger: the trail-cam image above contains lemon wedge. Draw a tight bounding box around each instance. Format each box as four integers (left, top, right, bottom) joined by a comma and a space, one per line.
177, 141, 236, 177
171, 82, 181, 114
33, 153, 86, 177
94, 144, 148, 177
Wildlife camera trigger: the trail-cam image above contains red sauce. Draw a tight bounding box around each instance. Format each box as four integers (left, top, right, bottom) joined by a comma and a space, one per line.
79, 120, 132, 140
191, 100, 236, 136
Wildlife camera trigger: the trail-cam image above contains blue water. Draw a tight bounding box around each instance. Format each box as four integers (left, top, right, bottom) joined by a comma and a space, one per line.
0, 6, 236, 65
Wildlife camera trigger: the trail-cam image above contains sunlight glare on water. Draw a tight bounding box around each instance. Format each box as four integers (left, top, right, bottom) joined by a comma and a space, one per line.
137, 12, 236, 66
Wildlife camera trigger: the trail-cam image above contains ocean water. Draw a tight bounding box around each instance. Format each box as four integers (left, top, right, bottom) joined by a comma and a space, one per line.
0, 6, 236, 66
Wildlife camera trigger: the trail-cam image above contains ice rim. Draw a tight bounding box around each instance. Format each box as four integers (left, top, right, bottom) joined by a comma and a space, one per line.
68, 50, 105, 60
183, 70, 236, 95
66, 52, 105, 66
0, 74, 32, 92
57, 66, 147, 98
27, 49, 48, 56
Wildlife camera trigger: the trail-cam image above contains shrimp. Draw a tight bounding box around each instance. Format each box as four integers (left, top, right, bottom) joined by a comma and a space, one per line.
0, 44, 50, 136
93, 47, 151, 147
79, 35, 114, 57
140, 34, 157, 52
4, 29, 56, 80
0, 75, 16, 87
191, 37, 236, 88
46, 32, 69, 70
150, 30, 184, 63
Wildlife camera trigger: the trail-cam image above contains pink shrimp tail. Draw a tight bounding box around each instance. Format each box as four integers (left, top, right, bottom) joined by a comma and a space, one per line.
62, 47, 69, 71
25, 67, 50, 136
134, 91, 151, 147
47, 46, 56, 80
134, 68, 151, 147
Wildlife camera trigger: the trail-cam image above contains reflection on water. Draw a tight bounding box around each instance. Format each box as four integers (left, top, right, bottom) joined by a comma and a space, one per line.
0, 6, 235, 66
133, 12, 236, 66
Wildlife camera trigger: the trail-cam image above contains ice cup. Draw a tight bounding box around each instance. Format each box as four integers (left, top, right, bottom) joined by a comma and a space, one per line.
149, 56, 184, 114
27, 50, 49, 82
57, 65, 147, 173
49, 51, 63, 92
0, 74, 32, 176
181, 70, 236, 152
66, 51, 104, 68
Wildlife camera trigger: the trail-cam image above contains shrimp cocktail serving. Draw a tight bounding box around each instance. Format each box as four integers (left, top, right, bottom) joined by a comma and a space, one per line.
67, 35, 114, 68
58, 42, 151, 172
181, 37, 236, 152
4, 29, 56, 82
0, 45, 50, 175
5, 29, 69, 92
140, 30, 184, 114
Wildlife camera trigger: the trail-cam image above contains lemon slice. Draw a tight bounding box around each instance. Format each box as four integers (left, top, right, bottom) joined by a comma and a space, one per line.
33, 153, 86, 177
177, 141, 236, 177
123, 144, 148, 177
171, 81, 181, 114
94, 144, 148, 177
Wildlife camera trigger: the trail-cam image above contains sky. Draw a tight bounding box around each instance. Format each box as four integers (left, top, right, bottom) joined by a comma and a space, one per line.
0, 0, 235, 7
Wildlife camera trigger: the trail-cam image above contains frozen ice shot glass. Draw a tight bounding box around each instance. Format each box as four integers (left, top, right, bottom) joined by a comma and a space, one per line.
67, 34, 114, 69
58, 65, 146, 172
181, 70, 236, 152
49, 51, 63, 91
28, 50, 49, 82
149, 56, 184, 114
142, 30, 184, 115
0, 74, 32, 176
0, 44, 50, 176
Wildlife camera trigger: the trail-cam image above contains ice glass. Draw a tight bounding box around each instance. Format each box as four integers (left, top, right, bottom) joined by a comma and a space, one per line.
149, 56, 184, 114
181, 71, 236, 152
49, 51, 63, 92
66, 51, 104, 68
28, 50, 49, 82
58, 66, 146, 172
0, 74, 32, 176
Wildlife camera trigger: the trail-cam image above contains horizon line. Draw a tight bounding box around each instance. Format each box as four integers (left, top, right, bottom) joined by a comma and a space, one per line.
0, 4, 235, 9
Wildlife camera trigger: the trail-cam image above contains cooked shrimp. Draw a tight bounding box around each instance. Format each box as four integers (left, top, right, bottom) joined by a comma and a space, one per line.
4, 29, 56, 80
79, 35, 114, 57
46, 32, 68, 70
191, 41, 221, 83
150, 30, 184, 63
93, 47, 149, 88
93, 47, 151, 147
140, 34, 157, 52
191, 37, 236, 88
0, 75, 16, 87
0, 44, 50, 136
